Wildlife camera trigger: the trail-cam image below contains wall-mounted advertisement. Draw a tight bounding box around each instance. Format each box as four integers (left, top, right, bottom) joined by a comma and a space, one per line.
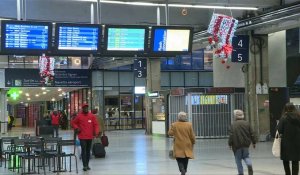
186, 94, 229, 105
5, 68, 91, 87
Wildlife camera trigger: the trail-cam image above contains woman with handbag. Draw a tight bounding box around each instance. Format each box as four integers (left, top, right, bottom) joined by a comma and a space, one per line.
168, 112, 195, 175
278, 103, 300, 175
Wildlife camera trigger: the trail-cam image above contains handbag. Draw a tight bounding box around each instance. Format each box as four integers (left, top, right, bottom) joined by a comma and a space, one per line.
169, 144, 175, 159
272, 130, 281, 157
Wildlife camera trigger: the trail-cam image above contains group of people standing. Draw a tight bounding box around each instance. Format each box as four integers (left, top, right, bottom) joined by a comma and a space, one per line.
168, 102, 300, 175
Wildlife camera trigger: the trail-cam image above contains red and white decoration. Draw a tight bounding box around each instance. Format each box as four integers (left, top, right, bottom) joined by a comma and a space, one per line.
39, 55, 55, 85
207, 13, 238, 63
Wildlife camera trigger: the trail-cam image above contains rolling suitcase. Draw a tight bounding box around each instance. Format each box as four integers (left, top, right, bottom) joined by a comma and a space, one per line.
93, 138, 106, 158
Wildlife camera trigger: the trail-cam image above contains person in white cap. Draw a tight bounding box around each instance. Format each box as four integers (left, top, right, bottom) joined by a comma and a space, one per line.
228, 109, 256, 175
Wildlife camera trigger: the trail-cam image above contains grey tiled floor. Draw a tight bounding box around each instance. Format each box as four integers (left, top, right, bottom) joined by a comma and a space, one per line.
1, 128, 284, 175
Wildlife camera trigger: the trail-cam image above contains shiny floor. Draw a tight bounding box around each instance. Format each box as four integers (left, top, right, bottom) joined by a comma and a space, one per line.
1, 127, 284, 175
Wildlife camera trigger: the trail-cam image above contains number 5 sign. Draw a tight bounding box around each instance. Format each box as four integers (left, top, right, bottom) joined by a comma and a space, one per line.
231, 35, 249, 63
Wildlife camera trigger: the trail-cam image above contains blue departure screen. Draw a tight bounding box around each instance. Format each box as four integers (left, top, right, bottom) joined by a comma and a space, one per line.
153, 28, 191, 52
107, 28, 145, 51
4, 24, 49, 50
58, 26, 99, 51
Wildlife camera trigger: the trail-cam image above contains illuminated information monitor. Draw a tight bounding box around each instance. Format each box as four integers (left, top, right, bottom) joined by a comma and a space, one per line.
153, 29, 191, 52
58, 26, 99, 50
107, 28, 145, 51
4, 24, 49, 50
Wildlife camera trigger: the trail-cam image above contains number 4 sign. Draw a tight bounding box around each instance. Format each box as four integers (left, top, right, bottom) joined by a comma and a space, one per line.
231, 35, 249, 63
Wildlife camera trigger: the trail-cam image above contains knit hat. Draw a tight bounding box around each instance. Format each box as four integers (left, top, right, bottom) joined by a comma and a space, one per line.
234, 109, 244, 120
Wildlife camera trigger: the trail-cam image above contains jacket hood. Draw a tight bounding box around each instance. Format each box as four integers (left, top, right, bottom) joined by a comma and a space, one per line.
285, 113, 300, 127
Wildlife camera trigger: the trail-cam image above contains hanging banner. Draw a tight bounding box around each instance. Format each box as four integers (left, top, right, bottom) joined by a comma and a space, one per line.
5, 69, 91, 87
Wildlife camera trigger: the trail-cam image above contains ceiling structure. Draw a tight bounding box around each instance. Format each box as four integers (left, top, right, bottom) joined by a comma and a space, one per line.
0, 0, 298, 104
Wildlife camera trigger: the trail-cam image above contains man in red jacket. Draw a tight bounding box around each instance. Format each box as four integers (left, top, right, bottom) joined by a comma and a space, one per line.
51, 109, 60, 137
72, 103, 100, 171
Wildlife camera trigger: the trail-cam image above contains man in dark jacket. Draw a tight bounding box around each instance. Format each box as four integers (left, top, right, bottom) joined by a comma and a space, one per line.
72, 103, 100, 171
228, 109, 256, 175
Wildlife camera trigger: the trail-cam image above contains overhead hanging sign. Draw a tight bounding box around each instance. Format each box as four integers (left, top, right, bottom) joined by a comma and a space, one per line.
231, 35, 249, 63
5, 69, 91, 87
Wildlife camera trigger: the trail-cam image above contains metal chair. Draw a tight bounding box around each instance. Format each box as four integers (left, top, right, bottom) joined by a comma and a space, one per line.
56, 139, 78, 173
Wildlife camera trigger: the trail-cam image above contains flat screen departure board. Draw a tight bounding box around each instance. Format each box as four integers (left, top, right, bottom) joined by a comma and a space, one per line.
107, 28, 145, 51
1, 20, 52, 54
54, 23, 101, 55
104, 25, 148, 56
150, 26, 193, 56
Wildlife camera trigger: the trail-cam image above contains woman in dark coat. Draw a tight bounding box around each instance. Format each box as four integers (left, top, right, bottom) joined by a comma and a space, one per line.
278, 103, 300, 175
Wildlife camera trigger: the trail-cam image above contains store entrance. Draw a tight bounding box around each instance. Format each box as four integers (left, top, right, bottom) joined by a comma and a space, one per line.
6, 87, 87, 129
104, 94, 145, 130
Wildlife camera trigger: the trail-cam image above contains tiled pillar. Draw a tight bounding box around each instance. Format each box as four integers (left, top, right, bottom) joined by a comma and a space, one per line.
0, 89, 8, 134
145, 58, 161, 135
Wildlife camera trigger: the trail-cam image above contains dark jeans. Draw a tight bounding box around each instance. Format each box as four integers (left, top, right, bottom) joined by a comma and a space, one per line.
80, 139, 92, 168
283, 161, 299, 175
53, 125, 59, 137
176, 158, 189, 174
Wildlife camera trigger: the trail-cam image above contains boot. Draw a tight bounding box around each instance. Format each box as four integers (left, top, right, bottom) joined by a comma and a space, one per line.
248, 165, 253, 175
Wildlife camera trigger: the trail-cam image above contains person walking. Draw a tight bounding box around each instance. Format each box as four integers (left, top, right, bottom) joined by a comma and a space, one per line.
72, 103, 100, 171
228, 109, 256, 175
278, 103, 300, 175
168, 112, 195, 175
51, 109, 60, 137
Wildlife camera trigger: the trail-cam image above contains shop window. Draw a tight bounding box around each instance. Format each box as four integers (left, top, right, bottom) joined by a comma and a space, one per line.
192, 49, 204, 70
8, 55, 24, 68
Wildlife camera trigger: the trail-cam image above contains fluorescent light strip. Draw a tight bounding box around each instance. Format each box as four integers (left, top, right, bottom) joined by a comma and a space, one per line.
169, 4, 258, 10
76, 0, 258, 10
101, 0, 164, 6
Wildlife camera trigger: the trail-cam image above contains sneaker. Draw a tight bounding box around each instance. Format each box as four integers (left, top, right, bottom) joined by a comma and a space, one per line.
83, 167, 88, 171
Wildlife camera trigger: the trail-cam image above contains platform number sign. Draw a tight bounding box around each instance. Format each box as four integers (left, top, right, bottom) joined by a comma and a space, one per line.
231, 35, 249, 63
134, 58, 147, 78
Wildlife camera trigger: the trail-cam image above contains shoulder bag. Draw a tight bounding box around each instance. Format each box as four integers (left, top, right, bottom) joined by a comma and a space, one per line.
272, 130, 281, 158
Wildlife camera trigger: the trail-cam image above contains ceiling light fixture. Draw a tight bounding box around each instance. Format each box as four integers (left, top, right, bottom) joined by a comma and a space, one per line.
58, 88, 62, 92
43, 92, 47, 95
25, 93, 30, 97
27, 98, 31, 101
35, 94, 40, 97
75, 0, 258, 10
41, 87, 46, 90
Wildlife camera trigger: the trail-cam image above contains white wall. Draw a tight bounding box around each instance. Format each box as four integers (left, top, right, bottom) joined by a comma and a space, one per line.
268, 31, 287, 87
213, 59, 245, 87
290, 98, 300, 105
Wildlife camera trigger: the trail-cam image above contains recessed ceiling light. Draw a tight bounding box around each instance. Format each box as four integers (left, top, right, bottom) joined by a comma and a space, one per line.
58, 88, 62, 91
25, 93, 30, 97
41, 87, 46, 90
19, 91, 23, 94
43, 92, 47, 95
27, 98, 31, 101
20, 101, 24, 104
52, 98, 56, 101
35, 94, 39, 97
59, 94, 63, 97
